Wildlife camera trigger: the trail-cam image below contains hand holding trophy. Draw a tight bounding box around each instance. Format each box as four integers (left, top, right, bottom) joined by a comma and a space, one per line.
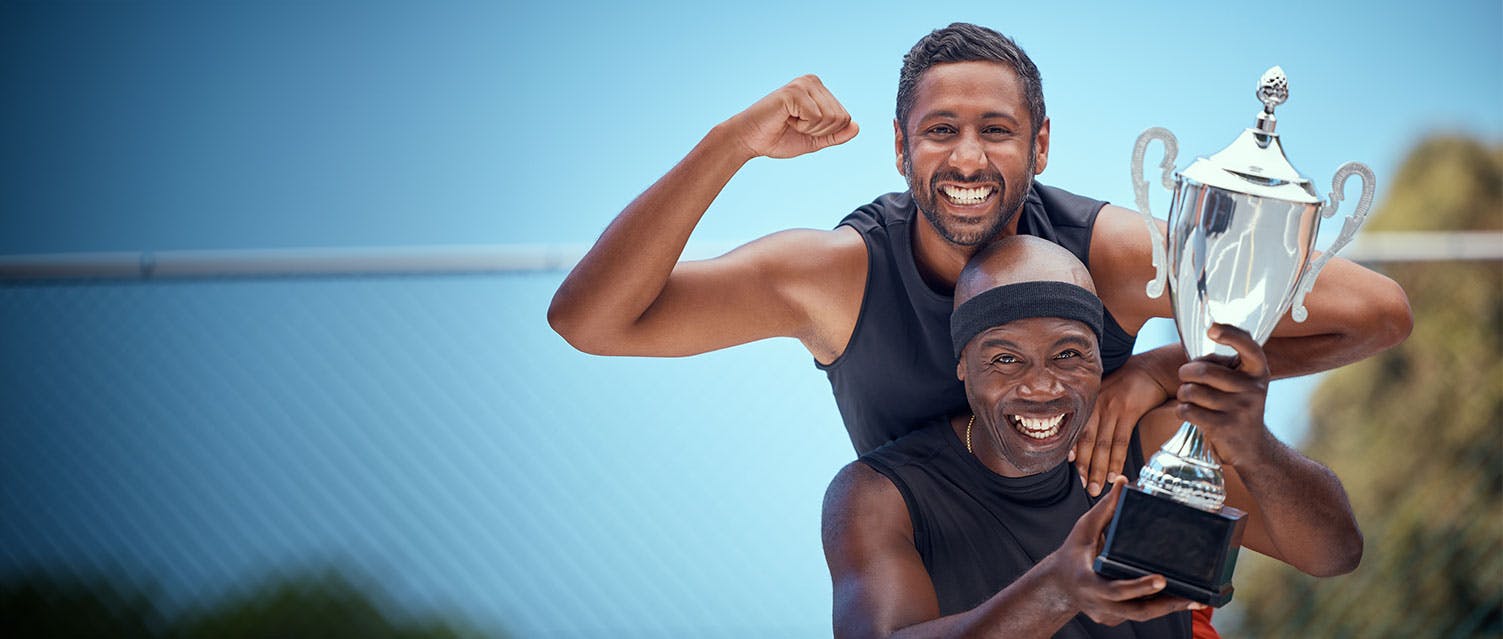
1092, 67, 1375, 607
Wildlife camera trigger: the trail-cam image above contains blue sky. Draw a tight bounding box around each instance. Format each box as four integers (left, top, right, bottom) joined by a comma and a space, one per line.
2, 0, 1498, 253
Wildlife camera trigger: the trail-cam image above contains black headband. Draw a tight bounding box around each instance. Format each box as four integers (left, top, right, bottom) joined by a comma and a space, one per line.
950, 281, 1104, 358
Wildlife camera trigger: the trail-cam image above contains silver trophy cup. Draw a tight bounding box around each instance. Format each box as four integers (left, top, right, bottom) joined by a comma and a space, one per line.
1094, 66, 1375, 606
1132, 66, 1375, 511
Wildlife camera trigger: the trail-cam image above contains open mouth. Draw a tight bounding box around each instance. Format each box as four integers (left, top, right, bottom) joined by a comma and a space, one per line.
1006, 413, 1067, 440
939, 184, 996, 207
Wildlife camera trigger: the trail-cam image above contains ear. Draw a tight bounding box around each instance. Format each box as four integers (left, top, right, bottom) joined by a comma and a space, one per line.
1032, 116, 1050, 175
893, 118, 906, 177
956, 355, 967, 382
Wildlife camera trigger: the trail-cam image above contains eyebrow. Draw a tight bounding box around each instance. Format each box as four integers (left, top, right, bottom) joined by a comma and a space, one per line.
977, 332, 1095, 351
917, 110, 1020, 123
1052, 334, 1094, 350
978, 336, 1022, 350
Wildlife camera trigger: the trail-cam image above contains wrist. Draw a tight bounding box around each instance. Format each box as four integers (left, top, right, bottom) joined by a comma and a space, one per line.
706, 120, 761, 165
1033, 552, 1081, 618
1222, 426, 1281, 471
1132, 345, 1185, 398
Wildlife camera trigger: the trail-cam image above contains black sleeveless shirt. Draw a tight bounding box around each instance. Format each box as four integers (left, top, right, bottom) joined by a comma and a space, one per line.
860, 424, 1190, 639
819, 185, 1138, 454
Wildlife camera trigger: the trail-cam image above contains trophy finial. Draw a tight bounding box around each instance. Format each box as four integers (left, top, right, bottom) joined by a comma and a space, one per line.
1257, 66, 1289, 111
1255, 66, 1288, 132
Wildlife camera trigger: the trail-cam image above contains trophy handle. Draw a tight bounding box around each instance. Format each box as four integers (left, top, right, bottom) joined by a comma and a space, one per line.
1131, 127, 1178, 299
1290, 162, 1376, 322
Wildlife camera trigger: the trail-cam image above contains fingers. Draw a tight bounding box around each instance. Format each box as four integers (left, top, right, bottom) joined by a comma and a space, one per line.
819, 119, 860, 147
1082, 409, 1134, 497
1097, 574, 1168, 603
1178, 327, 1269, 406
1175, 402, 1233, 429
1175, 379, 1261, 414
1111, 594, 1205, 623
1176, 357, 1266, 415
1104, 425, 1132, 491
786, 76, 855, 139
1087, 423, 1114, 497
1074, 410, 1100, 492
1178, 359, 1262, 392
1206, 324, 1269, 378
1083, 576, 1203, 626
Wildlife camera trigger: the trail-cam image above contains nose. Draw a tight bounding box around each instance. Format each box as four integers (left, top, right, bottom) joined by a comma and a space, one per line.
1015, 364, 1065, 401
949, 131, 987, 173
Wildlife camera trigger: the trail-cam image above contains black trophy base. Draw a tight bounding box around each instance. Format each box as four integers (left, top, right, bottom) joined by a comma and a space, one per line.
1093, 485, 1247, 607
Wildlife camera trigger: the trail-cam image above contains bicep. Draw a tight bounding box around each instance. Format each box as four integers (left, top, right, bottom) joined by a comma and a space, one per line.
626, 227, 865, 357
823, 463, 941, 639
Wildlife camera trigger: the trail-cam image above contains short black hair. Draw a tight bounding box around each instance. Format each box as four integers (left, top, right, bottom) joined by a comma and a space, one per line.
896, 23, 1045, 137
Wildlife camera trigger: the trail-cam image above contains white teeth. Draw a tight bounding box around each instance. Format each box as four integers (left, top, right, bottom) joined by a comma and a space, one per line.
940, 185, 994, 204
1009, 414, 1065, 440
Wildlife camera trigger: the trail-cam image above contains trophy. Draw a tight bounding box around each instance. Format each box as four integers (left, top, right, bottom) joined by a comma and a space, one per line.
1092, 67, 1375, 606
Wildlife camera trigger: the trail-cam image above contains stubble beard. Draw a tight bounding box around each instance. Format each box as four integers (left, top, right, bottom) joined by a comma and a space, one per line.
904, 145, 1037, 247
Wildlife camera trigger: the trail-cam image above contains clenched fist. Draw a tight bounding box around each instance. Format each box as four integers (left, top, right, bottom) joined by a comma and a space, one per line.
724, 75, 860, 160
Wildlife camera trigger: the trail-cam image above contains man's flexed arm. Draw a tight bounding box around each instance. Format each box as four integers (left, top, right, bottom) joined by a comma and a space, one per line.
548, 75, 861, 357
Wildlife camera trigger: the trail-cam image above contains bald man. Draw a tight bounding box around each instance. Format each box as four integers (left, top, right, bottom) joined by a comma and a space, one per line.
820, 236, 1361, 638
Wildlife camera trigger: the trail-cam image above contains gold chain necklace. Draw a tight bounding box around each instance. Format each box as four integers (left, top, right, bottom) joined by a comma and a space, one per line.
966, 414, 975, 454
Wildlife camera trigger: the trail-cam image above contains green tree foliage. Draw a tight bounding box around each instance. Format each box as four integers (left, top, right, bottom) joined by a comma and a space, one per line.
1, 568, 498, 639
1230, 136, 1503, 638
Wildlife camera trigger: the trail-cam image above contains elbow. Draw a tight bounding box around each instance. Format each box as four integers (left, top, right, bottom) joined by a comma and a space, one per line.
1367, 274, 1414, 353
547, 292, 612, 355
1298, 510, 1364, 577
1307, 530, 1364, 577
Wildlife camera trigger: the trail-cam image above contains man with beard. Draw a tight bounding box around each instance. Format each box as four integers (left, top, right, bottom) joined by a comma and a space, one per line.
548, 23, 1408, 495
819, 236, 1362, 638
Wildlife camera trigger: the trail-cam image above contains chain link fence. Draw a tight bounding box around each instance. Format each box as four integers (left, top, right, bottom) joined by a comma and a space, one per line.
3, 235, 1499, 637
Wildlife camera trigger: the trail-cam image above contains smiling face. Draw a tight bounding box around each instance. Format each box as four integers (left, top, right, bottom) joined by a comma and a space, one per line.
896, 61, 1050, 247
957, 317, 1102, 477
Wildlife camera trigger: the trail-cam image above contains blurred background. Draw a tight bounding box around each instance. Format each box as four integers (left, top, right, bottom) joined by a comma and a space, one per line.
1, 1, 1498, 637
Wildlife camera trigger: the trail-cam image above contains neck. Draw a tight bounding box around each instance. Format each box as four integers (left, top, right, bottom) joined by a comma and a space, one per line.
910, 204, 1023, 296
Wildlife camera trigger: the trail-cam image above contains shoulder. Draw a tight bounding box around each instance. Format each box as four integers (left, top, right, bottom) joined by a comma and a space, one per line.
1089, 204, 1156, 253
1085, 204, 1168, 332
827, 422, 955, 530
1034, 183, 1108, 229
839, 191, 915, 232
1086, 204, 1158, 284
823, 460, 912, 548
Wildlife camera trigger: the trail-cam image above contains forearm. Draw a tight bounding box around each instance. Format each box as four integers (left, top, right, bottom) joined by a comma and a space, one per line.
1230, 435, 1363, 576
1140, 331, 1390, 385
548, 123, 753, 350
887, 562, 1075, 639
1261, 330, 1384, 379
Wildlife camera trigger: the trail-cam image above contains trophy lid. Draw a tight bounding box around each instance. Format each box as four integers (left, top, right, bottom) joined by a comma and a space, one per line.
1179, 67, 1322, 204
